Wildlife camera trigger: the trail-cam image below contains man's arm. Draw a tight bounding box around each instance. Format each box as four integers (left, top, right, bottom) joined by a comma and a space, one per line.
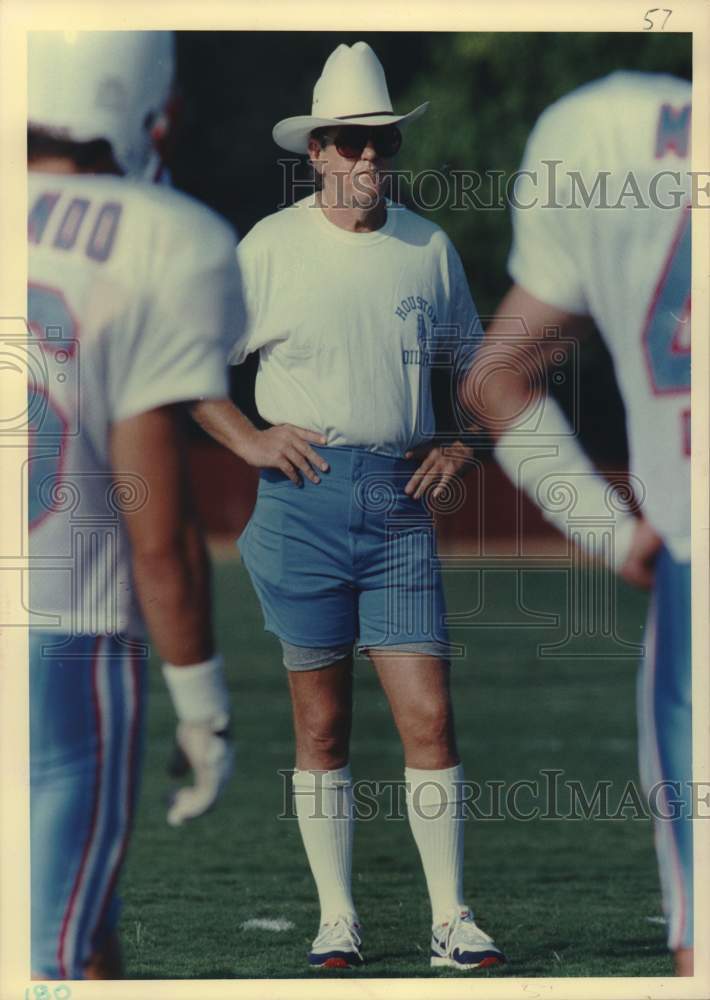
111, 405, 213, 664
461, 284, 660, 588
110, 404, 234, 825
460, 284, 591, 433
191, 398, 329, 485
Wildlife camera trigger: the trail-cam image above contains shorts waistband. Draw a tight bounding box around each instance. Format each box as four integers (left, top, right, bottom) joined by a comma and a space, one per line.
259, 445, 419, 485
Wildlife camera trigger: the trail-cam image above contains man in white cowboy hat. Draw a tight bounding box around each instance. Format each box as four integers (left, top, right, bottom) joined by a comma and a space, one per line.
272, 39, 428, 152
193, 41, 505, 972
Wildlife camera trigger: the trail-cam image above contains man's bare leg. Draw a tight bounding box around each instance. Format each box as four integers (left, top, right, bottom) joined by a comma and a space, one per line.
288, 656, 353, 770
369, 651, 466, 926
367, 652, 458, 768
288, 657, 359, 947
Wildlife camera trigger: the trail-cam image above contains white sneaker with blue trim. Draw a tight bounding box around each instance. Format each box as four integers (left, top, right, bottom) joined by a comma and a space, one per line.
307, 915, 364, 969
430, 908, 505, 970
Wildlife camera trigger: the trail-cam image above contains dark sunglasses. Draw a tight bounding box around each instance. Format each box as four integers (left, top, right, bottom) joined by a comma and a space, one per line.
319, 124, 402, 159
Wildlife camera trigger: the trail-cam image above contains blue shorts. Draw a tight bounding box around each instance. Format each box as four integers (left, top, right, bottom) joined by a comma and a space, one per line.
30, 632, 147, 979
637, 547, 692, 951
238, 446, 450, 654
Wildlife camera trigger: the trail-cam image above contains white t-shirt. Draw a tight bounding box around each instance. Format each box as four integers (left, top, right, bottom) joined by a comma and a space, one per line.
508, 71, 691, 560
28, 172, 238, 637
229, 194, 480, 457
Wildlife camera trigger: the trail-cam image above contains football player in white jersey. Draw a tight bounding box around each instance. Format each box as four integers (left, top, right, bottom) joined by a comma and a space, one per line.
28, 31, 238, 979
462, 71, 692, 975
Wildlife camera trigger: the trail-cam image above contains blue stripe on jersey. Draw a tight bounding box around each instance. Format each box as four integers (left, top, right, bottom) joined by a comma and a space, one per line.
651, 547, 692, 949
31, 632, 101, 977
30, 632, 146, 979
90, 644, 147, 953
72, 642, 127, 966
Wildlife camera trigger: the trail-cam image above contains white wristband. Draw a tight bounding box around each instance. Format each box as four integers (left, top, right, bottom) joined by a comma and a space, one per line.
162, 654, 230, 727
493, 398, 637, 570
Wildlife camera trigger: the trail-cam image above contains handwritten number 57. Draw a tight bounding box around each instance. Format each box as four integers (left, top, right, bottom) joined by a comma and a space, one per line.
644, 8, 672, 30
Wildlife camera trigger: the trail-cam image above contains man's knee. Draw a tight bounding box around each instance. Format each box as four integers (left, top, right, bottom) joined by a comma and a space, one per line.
291, 694, 351, 767
399, 700, 457, 768
299, 708, 350, 754
407, 698, 452, 740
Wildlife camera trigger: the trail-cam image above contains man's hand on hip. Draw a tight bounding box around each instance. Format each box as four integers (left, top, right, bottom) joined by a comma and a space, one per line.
241, 424, 330, 485
403, 440, 474, 502
191, 400, 327, 485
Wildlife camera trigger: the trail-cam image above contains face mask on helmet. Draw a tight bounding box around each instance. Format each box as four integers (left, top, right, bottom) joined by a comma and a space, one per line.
28, 30, 175, 177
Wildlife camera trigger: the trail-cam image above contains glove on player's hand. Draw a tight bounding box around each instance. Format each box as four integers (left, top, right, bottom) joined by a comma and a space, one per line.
166, 715, 234, 826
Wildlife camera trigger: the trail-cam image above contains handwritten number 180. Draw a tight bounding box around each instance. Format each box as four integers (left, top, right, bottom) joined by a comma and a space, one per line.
25, 987, 71, 1000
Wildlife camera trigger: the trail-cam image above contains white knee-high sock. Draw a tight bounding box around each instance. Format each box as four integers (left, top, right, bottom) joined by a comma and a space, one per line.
292, 765, 357, 925
405, 763, 467, 926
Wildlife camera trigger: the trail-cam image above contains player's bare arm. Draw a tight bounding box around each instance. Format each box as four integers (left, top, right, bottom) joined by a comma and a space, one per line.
111, 404, 234, 828
110, 404, 214, 664
404, 286, 569, 503
191, 398, 329, 485
461, 284, 589, 432
465, 284, 659, 589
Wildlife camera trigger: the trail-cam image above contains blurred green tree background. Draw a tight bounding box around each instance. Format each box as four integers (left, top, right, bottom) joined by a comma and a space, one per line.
174, 31, 691, 461
396, 32, 691, 315
175, 30, 690, 314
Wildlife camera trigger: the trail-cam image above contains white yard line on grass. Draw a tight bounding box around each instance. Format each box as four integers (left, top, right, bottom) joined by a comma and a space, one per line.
241, 918, 295, 932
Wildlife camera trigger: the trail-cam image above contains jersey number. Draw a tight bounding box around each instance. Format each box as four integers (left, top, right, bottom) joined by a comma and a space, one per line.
641, 206, 690, 453
27, 284, 76, 530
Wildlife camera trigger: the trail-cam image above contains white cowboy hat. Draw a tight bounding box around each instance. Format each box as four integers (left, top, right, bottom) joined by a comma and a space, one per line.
272, 41, 429, 154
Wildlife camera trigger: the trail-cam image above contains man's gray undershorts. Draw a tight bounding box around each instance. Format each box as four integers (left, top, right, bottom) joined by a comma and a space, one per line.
280, 639, 451, 671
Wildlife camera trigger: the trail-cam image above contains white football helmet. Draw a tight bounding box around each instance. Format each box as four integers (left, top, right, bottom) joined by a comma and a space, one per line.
28, 31, 175, 176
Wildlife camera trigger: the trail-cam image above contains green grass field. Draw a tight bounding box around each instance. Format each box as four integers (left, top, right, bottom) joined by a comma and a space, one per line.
121, 558, 673, 979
